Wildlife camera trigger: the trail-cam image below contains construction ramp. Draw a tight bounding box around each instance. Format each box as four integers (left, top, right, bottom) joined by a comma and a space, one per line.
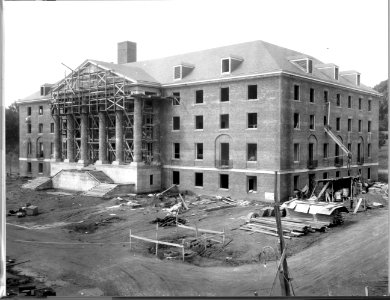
22, 177, 52, 190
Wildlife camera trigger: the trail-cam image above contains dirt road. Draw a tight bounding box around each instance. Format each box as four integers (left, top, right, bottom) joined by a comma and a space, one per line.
6, 178, 389, 296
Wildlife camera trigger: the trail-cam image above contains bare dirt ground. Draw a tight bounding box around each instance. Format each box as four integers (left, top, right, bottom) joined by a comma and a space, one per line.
5, 177, 389, 297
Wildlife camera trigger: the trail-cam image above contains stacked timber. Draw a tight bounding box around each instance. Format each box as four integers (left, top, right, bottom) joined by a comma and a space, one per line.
240, 216, 329, 238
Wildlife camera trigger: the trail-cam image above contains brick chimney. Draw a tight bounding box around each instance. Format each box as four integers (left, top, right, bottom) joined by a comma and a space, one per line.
118, 41, 137, 64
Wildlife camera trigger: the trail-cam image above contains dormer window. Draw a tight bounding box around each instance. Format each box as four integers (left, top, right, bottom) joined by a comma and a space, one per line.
357, 74, 360, 86
334, 67, 339, 80
340, 71, 361, 86
221, 56, 244, 74
173, 64, 194, 80
290, 58, 313, 74
316, 63, 339, 80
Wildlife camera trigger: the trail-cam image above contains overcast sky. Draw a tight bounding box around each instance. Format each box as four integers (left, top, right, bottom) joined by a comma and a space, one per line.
3, 0, 388, 107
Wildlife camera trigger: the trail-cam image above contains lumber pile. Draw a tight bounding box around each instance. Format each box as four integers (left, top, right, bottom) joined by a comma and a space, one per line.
240, 216, 330, 238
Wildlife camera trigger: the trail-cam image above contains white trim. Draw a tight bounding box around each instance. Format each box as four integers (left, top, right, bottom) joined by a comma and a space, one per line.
19, 158, 51, 162
161, 70, 381, 97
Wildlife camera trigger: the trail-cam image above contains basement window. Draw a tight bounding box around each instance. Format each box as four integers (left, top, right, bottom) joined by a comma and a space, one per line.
27, 162, 32, 173
38, 163, 43, 174
247, 113, 257, 129
336, 94, 341, 106
221, 87, 229, 102
220, 174, 229, 189
293, 85, 300, 101
173, 116, 180, 131
248, 85, 258, 100
50, 123, 54, 133
293, 175, 299, 190
173, 143, 180, 159
309, 88, 315, 103
39, 106, 43, 115
247, 144, 257, 161
247, 176, 257, 192
195, 90, 204, 104
27, 107, 32, 116
172, 92, 180, 105
220, 114, 229, 129
309, 115, 315, 130
172, 171, 180, 185
196, 143, 203, 160
195, 173, 203, 187
195, 115, 203, 130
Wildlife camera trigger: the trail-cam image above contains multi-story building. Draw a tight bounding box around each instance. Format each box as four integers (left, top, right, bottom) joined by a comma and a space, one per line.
17, 40, 381, 201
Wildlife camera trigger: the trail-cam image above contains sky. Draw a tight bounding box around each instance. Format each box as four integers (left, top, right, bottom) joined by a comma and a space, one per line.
3, 0, 388, 107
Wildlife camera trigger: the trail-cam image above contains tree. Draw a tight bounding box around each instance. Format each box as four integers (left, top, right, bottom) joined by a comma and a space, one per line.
5, 101, 19, 154
373, 79, 388, 131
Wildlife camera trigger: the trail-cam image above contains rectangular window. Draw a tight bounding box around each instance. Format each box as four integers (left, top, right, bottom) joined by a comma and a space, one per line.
172, 92, 180, 105
368, 100, 372, 111
247, 144, 257, 161
336, 94, 341, 106
195, 173, 203, 187
323, 143, 328, 159
323, 172, 328, 179
39, 142, 44, 158
27, 123, 32, 134
348, 118, 352, 132
39, 106, 43, 115
248, 85, 258, 100
347, 143, 352, 152
220, 114, 229, 129
368, 121, 371, 132
309, 115, 315, 130
27, 142, 32, 155
247, 176, 257, 192
50, 123, 54, 133
336, 117, 340, 131
150, 175, 153, 185
172, 171, 180, 185
196, 143, 203, 160
358, 120, 362, 132
38, 123, 43, 133
293, 143, 300, 162
220, 174, 229, 189
27, 107, 32, 116
247, 113, 257, 129
293, 113, 300, 129
195, 115, 203, 130
324, 90, 328, 102
50, 142, 54, 155
293, 85, 300, 101
348, 96, 352, 108
173, 116, 180, 130
293, 175, 299, 190
336, 171, 340, 178
324, 115, 327, 126
367, 167, 371, 180
27, 162, 32, 173
195, 90, 204, 104
173, 143, 180, 159
368, 143, 371, 157
38, 163, 43, 173
358, 97, 362, 110
221, 87, 229, 102
309, 88, 315, 103
221, 58, 230, 73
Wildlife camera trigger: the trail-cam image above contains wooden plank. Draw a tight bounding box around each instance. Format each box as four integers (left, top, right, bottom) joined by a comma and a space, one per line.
246, 223, 290, 233
177, 223, 224, 235
353, 198, 363, 214
178, 193, 189, 210
317, 182, 330, 199
240, 226, 292, 239
130, 234, 183, 248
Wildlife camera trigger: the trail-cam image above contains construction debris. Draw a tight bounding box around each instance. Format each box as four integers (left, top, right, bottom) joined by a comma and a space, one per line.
150, 216, 187, 227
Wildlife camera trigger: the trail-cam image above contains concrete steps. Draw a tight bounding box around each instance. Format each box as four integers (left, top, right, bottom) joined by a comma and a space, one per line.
22, 177, 52, 190
84, 183, 118, 197
87, 171, 114, 184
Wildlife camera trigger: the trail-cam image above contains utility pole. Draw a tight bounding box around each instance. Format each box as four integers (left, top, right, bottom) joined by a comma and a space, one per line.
274, 171, 291, 296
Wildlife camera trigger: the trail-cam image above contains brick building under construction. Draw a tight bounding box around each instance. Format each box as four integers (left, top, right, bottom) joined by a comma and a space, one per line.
17, 40, 381, 201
